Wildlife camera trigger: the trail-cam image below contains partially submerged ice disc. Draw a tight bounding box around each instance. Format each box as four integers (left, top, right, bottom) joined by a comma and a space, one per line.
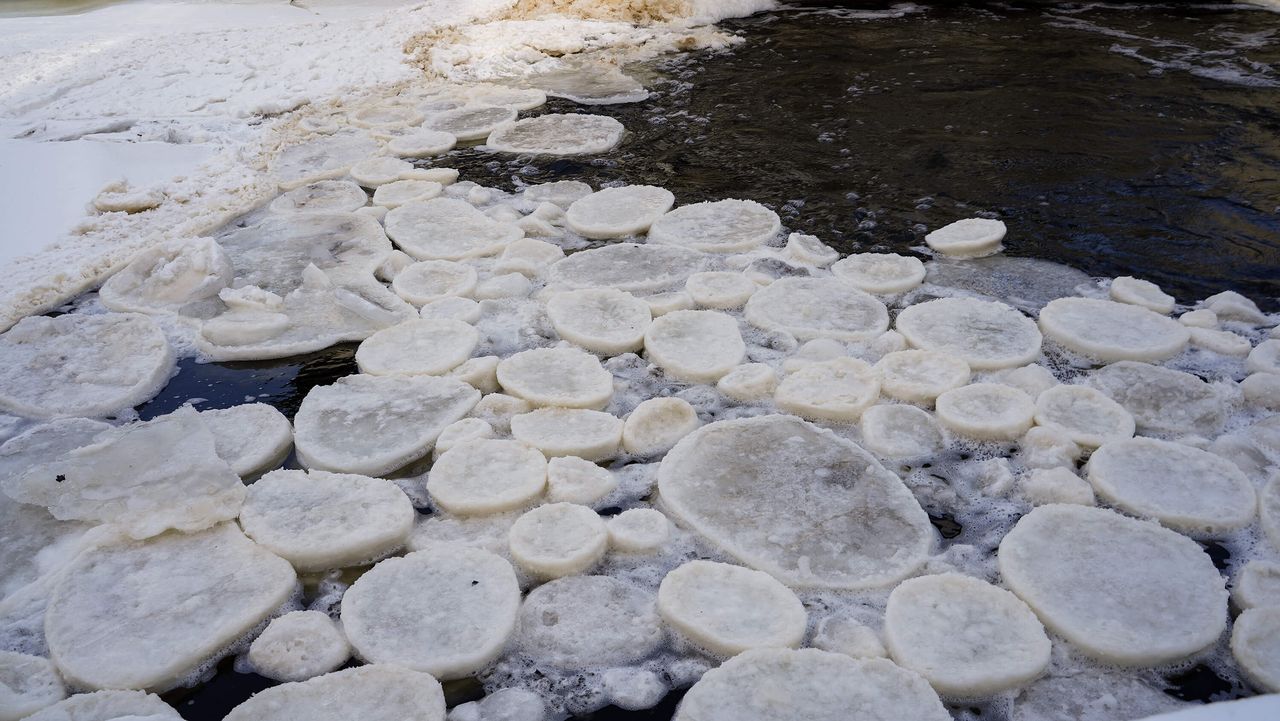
657, 560, 806, 657
547, 243, 707, 294
198, 403, 293, 478
1039, 297, 1189, 363
1084, 361, 1227, 438
507, 502, 608, 579
44, 523, 296, 691
223, 665, 445, 721
997, 504, 1227, 666
385, 197, 522, 261
775, 357, 881, 422
565, 185, 675, 239
486, 114, 625, 156
657, 415, 933, 590
648, 199, 780, 253
744, 277, 889, 341
247, 610, 350, 682
1032, 385, 1135, 449
895, 297, 1041, 370
0, 313, 173, 419
515, 575, 664, 668
874, 349, 971, 403
0, 650, 65, 720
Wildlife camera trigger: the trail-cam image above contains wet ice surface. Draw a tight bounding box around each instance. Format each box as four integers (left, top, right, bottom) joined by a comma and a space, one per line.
2, 2, 1280, 721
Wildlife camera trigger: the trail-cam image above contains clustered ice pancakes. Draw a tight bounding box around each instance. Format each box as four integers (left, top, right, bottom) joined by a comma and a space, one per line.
0, 78, 1279, 721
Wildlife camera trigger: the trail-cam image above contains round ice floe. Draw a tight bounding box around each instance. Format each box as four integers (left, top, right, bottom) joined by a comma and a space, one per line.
812, 617, 886, 659
675, 648, 949, 721
424, 105, 517, 141
775, 357, 881, 422
355, 319, 479, 377
623, 397, 700, 457
1234, 560, 1280, 610
548, 243, 707, 293
510, 408, 623, 461
0, 651, 65, 720
450, 688, 546, 721
269, 180, 368, 215
658, 560, 806, 656
1021, 466, 1095, 507
349, 104, 424, 130
565, 185, 674, 239
830, 253, 926, 295
745, 277, 888, 342
508, 502, 608, 579
240, 469, 414, 571
1189, 327, 1251, 356
199, 403, 293, 478
1033, 385, 1135, 449
224, 665, 445, 721
496, 347, 613, 409
349, 156, 416, 188
936, 383, 1035, 440
467, 85, 547, 111
993, 363, 1059, 400
859, 404, 945, 458
386, 198, 522, 261
658, 415, 933, 589
716, 363, 777, 402
647, 199, 779, 253
998, 504, 1227, 666
421, 296, 482, 323
1181, 308, 1219, 328
387, 129, 457, 157
884, 573, 1050, 698
1110, 276, 1175, 314
248, 610, 350, 682
427, 439, 547, 516
645, 310, 745, 383
685, 271, 757, 309
100, 237, 233, 314
1249, 339, 1280, 375
496, 237, 564, 277
449, 355, 501, 392
520, 180, 593, 209
474, 273, 532, 300
924, 218, 1006, 258
45, 524, 296, 690
546, 288, 651, 356
1039, 297, 1189, 363
785, 232, 839, 266
1086, 361, 1226, 438
486, 114, 624, 155
874, 349, 971, 403
392, 260, 478, 306
271, 133, 381, 190
23, 690, 180, 721
546, 455, 616, 505
515, 575, 663, 667
1232, 607, 1280, 692
608, 508, 670, 553
895, 297, 1041, 370
372, 179, 442, 209
342, 547, 518, 679
1086, 437, 1256, 534
434, 418, 494, 457
294, 374, 479, 476
0, 313, 173, 419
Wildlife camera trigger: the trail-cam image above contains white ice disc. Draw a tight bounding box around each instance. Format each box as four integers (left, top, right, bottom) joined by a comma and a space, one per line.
1039, 297, 1190, 363
644, 310, 745, 383
657, 560, 806, 657
393, 260, 478, 306
545, 288, 652, 356
354, 319, 479, 376
934, 383, 1036, 440
565, 185, 675, 239
223, 665, 445, 721
924, 218, 1006, 258
385, 197, 522, 261
496, 346, 614, 409
895, 297, 1041, 370
774, 357, 882, 422
744, 277, 889, 341
424, 105, 518, 141
426, 439, 547, 516
830, 253, 926, 295
647, 199, 780, 253
509, 408, 624, 462
548, 243, 708, 294
1032, 384, 1135, 448
507, 502, 608, 579
486, 114, 625, 155
874, 349, 972, 403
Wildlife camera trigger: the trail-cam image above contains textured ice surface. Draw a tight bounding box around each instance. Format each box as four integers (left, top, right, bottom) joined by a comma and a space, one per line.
0, 313, 173, 419
199, 403, 293, 478
998, 505, 1227, 666
775, 357, 881, 422
270, 133, 381, 190
645, 310, 745, 383
1232, 606, 1280, 692
1233, 560, 1280, 610
497, 347, 614, 409
622, 397, 700, 457
387, 130, 458, 158
830, 253, 926, 295
99, 238, 233, 315
546, 455, 616, 505
1033, 385, 1135, 448
350, 157, 418, 188
45, 524, 296, 691
355, 319, 480, 376
515, 575, 663, 668
565, 185, 674, 239
874, 349, 970, 403
426, 105, 518, 141
548, 243, 707, 293
859, 404, 945, 458
510, 408, 623, 461
546, 289, 651, 356
924, 218, 1006, 258
393, 260, 479, 306
607, 508, 670, 553
22, 689, 181, 721
508, 502, 608, 579
935, 383, 1036, 441
386, 198, 523, 261
648, 199, 779, 253
224, 665, 445, 721
716, 363, 777, 401
1040, 297, 1189, 363
1110, 276, 1176, 314
486, 114, 625, 155
294, 374, 479, 476
1085, 361, 1228, 438
1264, 475, 1280, 551
658, 415, 932, 589
745, 277, 888, 341
372, 179, 443, 209
341, 548, 519, 680
657, 560, 805, 656
685, 271, 757, 310
0, 650, 65, 721
895, 297, 1041, 370
269, 181, 368, 215
427, 439, 547, 516
247, 610, 350, 683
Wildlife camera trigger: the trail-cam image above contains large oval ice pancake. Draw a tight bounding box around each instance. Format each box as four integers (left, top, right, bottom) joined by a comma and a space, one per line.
1039, 297, 1189, 363
547, 243, 708, 294
895, 297, 1041, 370
223, 665, 445, 721
744, 277, 889, 341
657, 415, 933, 590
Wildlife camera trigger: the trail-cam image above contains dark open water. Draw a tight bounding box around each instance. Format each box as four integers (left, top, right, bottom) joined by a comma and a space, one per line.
122, 1, 1280, 718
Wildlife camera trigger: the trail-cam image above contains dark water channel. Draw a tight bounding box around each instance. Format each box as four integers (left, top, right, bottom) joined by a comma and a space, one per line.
126, 1, 1280, 718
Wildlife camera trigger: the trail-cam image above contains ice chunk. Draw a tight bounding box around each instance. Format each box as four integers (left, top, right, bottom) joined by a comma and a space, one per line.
496, 238, 565, 278
407, 512, 516, 557
1085, 437, 1256, 534
622, 398, 700, 458
1085, 361, 1227, 438
1040, 297, 1189, 363
271, 133, 381, 190
387, 129, 458, 158
1021, 467, 1095, 506
1180, 309, 1218, 328
811, 617, 886, 659
247, 610, 350, 682
349, 157, 418, 188
425, 105, 518, 141
422, 297, 482, 323
548, 243, 708, 293
991, 363, 1060, 400
372, 179, 443, 209
0, 313, 173, 420
393, 260, 478, 306
935, 383, 1035, 441
998, 504, 1227, 666
224, 665, 445, 721
1110, 276, 1175, 314
197, 403, 292, 479
341, 548, 519, 679
1248, 339, 1280, 375
450, 688, 546, 721
895, 297, 1041, 370
545, 289, 651, 356
349, 104, 424, 130
1204, 290, 1267, 324
546, 456, 616, 505
644, 291, 695, 317
0, 650, 65, 720
674, 648, 949, 721
873, 349, 970, 403
746, 277, 888, 342
269, 180, 368, 215
1243, 373, 1280, 409
859, 404, 945, 458
100, 238, 233, 315
434, 418, 495, 459
486, 114, 624, 155
607, 508, 670, 553
427, 439, 547, 516
1033, 385, 1135, 449
924, 218, 1006, 258
657, 416, 933, 589
474, 273, 533, 300
240, 469, 414, 571
1020, 427, 1085, 471
22, 690, 180, 721
885, 573, 1050, 698
830, 253, 926, 295
496, 347, 613, 409
1265, 475, 1280, 552
658, 560, 805, 656
515, 575, 663, 668
784, 232, 839, 267
387, 198, 522, 261
685, 271, 757, 309
293, 374, 479, 476
716, 363, 777, 402
215, 213, 389, 296
520, 181, 593, 209
774, 357, 881, 422
1188, 327, 1251, 356
93, 182, 162, 214
510, 408, 623, 462
565, 185, 674, 239
648, 199, 779, 253
45, 523, 296, 690
508, 502, 608, 579
4, 406, 245, 539
1231, 607, 1280, 692
449, 355, 502, 392
355, 319, 479, 377
1234, 560, 1280, 610
645, 310, 745, 383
